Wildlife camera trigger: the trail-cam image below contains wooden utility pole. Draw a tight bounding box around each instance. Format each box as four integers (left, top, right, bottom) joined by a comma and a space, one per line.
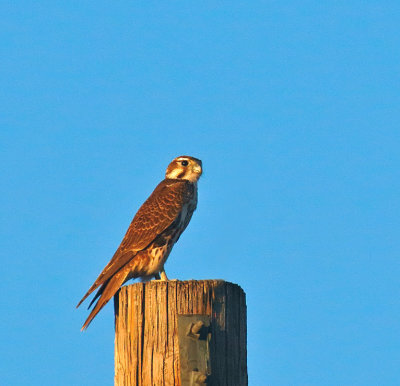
114, 280, 247, 385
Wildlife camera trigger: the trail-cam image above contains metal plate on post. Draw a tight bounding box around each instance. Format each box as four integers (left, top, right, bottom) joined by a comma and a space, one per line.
177, 314, 211, 385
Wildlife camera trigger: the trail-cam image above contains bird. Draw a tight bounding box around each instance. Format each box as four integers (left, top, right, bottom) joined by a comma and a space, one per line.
77, 155, 202, 330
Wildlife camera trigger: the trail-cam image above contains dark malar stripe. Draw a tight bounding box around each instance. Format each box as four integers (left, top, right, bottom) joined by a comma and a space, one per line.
176, 171, 186, 179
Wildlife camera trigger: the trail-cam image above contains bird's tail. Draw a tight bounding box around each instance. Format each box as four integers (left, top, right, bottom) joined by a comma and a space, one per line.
76, 282, 99, 309
81, 270, 128, 331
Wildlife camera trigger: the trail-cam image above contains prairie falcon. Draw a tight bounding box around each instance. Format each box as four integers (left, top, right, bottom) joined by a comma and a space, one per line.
77, 156, 202, 330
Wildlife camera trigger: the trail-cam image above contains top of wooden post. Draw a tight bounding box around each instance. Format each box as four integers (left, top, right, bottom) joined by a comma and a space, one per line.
114, 279, 247, 386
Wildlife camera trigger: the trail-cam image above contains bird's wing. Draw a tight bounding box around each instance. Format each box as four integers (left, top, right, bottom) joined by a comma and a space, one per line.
77, 179, 193, 308
120, 179, 194, 251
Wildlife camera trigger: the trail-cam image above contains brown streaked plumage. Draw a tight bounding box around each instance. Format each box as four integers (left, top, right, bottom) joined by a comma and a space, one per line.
77, 156, 202, 330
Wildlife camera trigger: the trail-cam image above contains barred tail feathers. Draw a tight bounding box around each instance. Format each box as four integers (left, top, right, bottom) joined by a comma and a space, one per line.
80, 270, 128, 331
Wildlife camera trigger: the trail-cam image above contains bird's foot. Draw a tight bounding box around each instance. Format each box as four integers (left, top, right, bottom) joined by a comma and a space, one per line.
151, 278, 179, 283
160, 270, 168, 281
151, 270, 178, 282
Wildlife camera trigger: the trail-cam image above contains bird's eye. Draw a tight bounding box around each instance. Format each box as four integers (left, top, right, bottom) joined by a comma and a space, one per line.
181, 160, 188, 166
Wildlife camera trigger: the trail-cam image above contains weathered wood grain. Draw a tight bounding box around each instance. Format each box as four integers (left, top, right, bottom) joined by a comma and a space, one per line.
114, 280, 247, 386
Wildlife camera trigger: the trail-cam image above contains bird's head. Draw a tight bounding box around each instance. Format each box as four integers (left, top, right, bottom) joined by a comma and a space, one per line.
165, 156, 203, 182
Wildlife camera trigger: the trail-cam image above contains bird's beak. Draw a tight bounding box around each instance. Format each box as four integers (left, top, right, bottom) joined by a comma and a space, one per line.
193, 164, 202, 175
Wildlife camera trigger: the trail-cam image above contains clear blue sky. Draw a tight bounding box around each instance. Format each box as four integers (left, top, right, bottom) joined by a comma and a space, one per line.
1, 2, 399, 385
